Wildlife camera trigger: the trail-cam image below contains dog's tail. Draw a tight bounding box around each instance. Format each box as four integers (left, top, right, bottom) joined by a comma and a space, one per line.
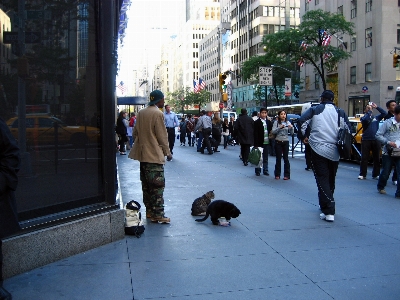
195, 212, 209, 222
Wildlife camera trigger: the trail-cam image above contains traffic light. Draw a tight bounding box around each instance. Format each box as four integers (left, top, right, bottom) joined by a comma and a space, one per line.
222, 93, 228, 102
219, 73, 227, 91
393, 54, 400, 68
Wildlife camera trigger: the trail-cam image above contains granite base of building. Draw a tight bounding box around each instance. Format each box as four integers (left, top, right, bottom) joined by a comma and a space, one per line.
1, 209, 125, 279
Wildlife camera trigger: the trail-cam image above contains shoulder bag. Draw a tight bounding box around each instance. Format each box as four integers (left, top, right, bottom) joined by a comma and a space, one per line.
336, 109, 352, 159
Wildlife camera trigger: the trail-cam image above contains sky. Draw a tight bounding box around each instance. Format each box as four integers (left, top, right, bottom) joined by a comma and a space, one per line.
117, 0, 185, 95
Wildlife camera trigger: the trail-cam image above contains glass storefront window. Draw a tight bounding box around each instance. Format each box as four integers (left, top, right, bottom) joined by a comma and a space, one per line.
0, 0, 118, 230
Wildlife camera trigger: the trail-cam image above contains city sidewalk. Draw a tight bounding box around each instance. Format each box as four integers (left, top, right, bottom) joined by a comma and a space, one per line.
4, 143, 400, 299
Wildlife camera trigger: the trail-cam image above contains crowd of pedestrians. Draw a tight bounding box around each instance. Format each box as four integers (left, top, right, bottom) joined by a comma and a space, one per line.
116, 89, 400, 224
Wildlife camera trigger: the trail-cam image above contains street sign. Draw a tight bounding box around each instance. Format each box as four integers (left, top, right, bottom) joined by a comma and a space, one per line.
3, 32, 41, 44
284, 78, 292, 96
259, 67, 273, 86
26, 10, 44, 20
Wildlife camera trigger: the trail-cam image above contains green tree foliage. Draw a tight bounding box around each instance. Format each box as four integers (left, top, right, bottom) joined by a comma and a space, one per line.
185, 89, 212, 113
262, 9, 354, 91
166, 87, 191, 113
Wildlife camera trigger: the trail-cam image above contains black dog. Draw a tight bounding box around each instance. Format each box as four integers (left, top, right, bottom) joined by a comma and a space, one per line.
195, 200, 241, 225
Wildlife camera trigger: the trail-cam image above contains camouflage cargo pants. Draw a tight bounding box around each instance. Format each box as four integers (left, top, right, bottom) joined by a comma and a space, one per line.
140, 162, 165, 218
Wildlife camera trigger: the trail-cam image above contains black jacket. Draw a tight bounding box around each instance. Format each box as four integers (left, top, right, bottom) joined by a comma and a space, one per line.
0, 117, 21, 238
234, 114, 254, 145
253, 118, 272, 147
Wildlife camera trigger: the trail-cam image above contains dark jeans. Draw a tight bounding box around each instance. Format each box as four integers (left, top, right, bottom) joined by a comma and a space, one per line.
200, 128, 213, 153
118, 134, 127, 152
262, 144, 269, 173
274, 140, 290, 178
378, 155, 400, 196
166, 127, 175, 152
197, 131, 203, 151
241, 144, 251, 163
359, 139, 381, 178
305, 143, 312, 169
180, 130, 186, 144
223, 135, 229, 148
186, 131, 192, 145
311, 149, 339, 215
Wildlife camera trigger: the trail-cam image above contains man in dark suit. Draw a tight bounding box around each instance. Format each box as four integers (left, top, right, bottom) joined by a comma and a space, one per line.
235, 108, 254, 166
0, 117, 21, 299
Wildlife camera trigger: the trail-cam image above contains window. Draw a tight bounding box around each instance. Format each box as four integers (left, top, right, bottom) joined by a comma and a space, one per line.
365, 63, 372, 82
350, 66, 356, 84
365, 28, 372, 47
351, 36, 357, 51
315, 0, 319, 4
351, 0, 357, 18
315, 74, 320, 89
337, 5, 343, 15
305, 0, 309, 11
366, 0, 372, 12
397, 29, 400, 44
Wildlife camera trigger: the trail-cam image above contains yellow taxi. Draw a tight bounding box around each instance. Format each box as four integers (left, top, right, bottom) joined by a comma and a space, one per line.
348, 116, 363, 161
7, 114, 100, 147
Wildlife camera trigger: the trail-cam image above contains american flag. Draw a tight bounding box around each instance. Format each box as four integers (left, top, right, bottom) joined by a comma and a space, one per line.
117, 81, 127, 94
298, 57, 305, 67
193, 79, 199, 93
193, 78, 206, 93
307, 0, 312, 2
299, 40, 308, 51
324, 51, 333, 60
320, 30, 332, 46
199, 78, 206, 90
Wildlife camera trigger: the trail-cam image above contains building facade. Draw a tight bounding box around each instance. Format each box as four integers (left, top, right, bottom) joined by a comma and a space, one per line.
300, 0, 400, 116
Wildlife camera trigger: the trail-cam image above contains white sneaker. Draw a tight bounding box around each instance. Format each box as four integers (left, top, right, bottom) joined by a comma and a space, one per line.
358, 175, 366, 180
372, 176, 379, 180
320, 213, 334, 222
393, 181, 398, 185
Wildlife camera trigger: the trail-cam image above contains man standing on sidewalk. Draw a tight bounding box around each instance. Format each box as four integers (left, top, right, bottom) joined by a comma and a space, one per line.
164, 105, 179, 155
298, 90, 350, 222
129, 90, 172, 224
358, 102, 386, 180
195, 110, 213, 154
0, 117, 21, 299
235, 108, 254, 166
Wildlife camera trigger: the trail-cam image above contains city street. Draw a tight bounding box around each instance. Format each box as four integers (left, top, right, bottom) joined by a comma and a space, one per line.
4, 143, 400, 299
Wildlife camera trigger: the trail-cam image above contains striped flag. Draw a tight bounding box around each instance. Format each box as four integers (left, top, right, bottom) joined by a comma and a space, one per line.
193, 79, 200, 93
300, 40, 308, 51
117, 81, 127, 94
324, 51, 333, 60
320, 30, 332, 46
198, 78, 206, 90
298, 57, 305, 67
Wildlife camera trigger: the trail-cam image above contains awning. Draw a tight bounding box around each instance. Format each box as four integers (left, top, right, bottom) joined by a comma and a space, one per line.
117, 96, 147, 105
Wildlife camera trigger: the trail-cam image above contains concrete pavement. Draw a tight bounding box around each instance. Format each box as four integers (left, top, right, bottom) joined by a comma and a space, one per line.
4, 143, 400, 299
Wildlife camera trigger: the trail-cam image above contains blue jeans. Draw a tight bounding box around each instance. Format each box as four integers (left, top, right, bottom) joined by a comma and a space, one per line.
274, 140, 290, 178
261, 144, 269, 173
197, 131, 203, 151
378, 155, 400, 196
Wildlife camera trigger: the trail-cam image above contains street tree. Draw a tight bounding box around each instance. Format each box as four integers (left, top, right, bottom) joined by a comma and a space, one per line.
185, 89, 212, 113
241, 53, 300, 106
165, 87, 191, 113
262, 9, 354, 92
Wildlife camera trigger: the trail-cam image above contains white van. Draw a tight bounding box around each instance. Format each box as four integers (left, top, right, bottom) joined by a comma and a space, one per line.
222, 111, 237, 120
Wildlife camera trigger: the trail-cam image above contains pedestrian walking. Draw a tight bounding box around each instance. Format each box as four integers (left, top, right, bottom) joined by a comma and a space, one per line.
271, 110, 294, 180
253, 107, 273, 176
384, 99, 398, 185
116, 111, 128, 155
128, 90, 172, 224
211, 114, 222, 152
222, 117, 230, 149
375, 104, 400, 197
0, 117, 21, 300
186, 114, 195, 146
298, 90, 350, 222
234, 108, 254, 166
195, 110, 213, 154
358, 102, 386, 180
179, 117, 187, 146
164, 105, 179, 155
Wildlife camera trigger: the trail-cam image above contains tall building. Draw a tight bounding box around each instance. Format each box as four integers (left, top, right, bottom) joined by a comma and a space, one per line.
227, 0, 301, 113
301, 0, 400, 116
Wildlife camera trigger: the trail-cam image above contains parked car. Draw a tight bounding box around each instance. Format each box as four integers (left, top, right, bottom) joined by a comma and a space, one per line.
7, 114, 100, 147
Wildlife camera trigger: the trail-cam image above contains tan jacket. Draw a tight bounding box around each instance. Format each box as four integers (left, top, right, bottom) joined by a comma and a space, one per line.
128, 106, 171, 164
